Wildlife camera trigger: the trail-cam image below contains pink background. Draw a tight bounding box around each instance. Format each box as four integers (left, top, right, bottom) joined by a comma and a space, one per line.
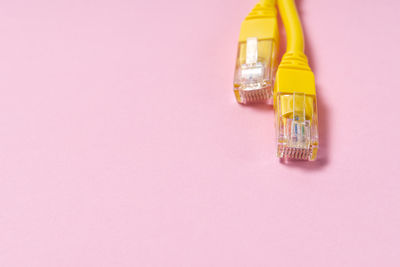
1, 0, 399, 266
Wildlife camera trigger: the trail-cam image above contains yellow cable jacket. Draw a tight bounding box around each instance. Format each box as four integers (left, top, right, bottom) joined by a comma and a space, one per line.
259, 0, 276, 5
277, 0, 304, 53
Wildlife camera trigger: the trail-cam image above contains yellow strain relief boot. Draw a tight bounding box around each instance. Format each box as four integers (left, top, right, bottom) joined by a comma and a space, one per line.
274, 0, 319, 161
233, 0, 279, 104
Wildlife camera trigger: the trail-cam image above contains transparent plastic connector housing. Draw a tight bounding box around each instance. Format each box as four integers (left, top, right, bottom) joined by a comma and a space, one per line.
275, 92, 319, 161
234, 38, 277, 104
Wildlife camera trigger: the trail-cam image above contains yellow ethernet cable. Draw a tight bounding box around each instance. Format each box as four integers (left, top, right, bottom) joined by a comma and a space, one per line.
233, 0, 279, 104
274, 0, 319, 160
232, 0, 319, 161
